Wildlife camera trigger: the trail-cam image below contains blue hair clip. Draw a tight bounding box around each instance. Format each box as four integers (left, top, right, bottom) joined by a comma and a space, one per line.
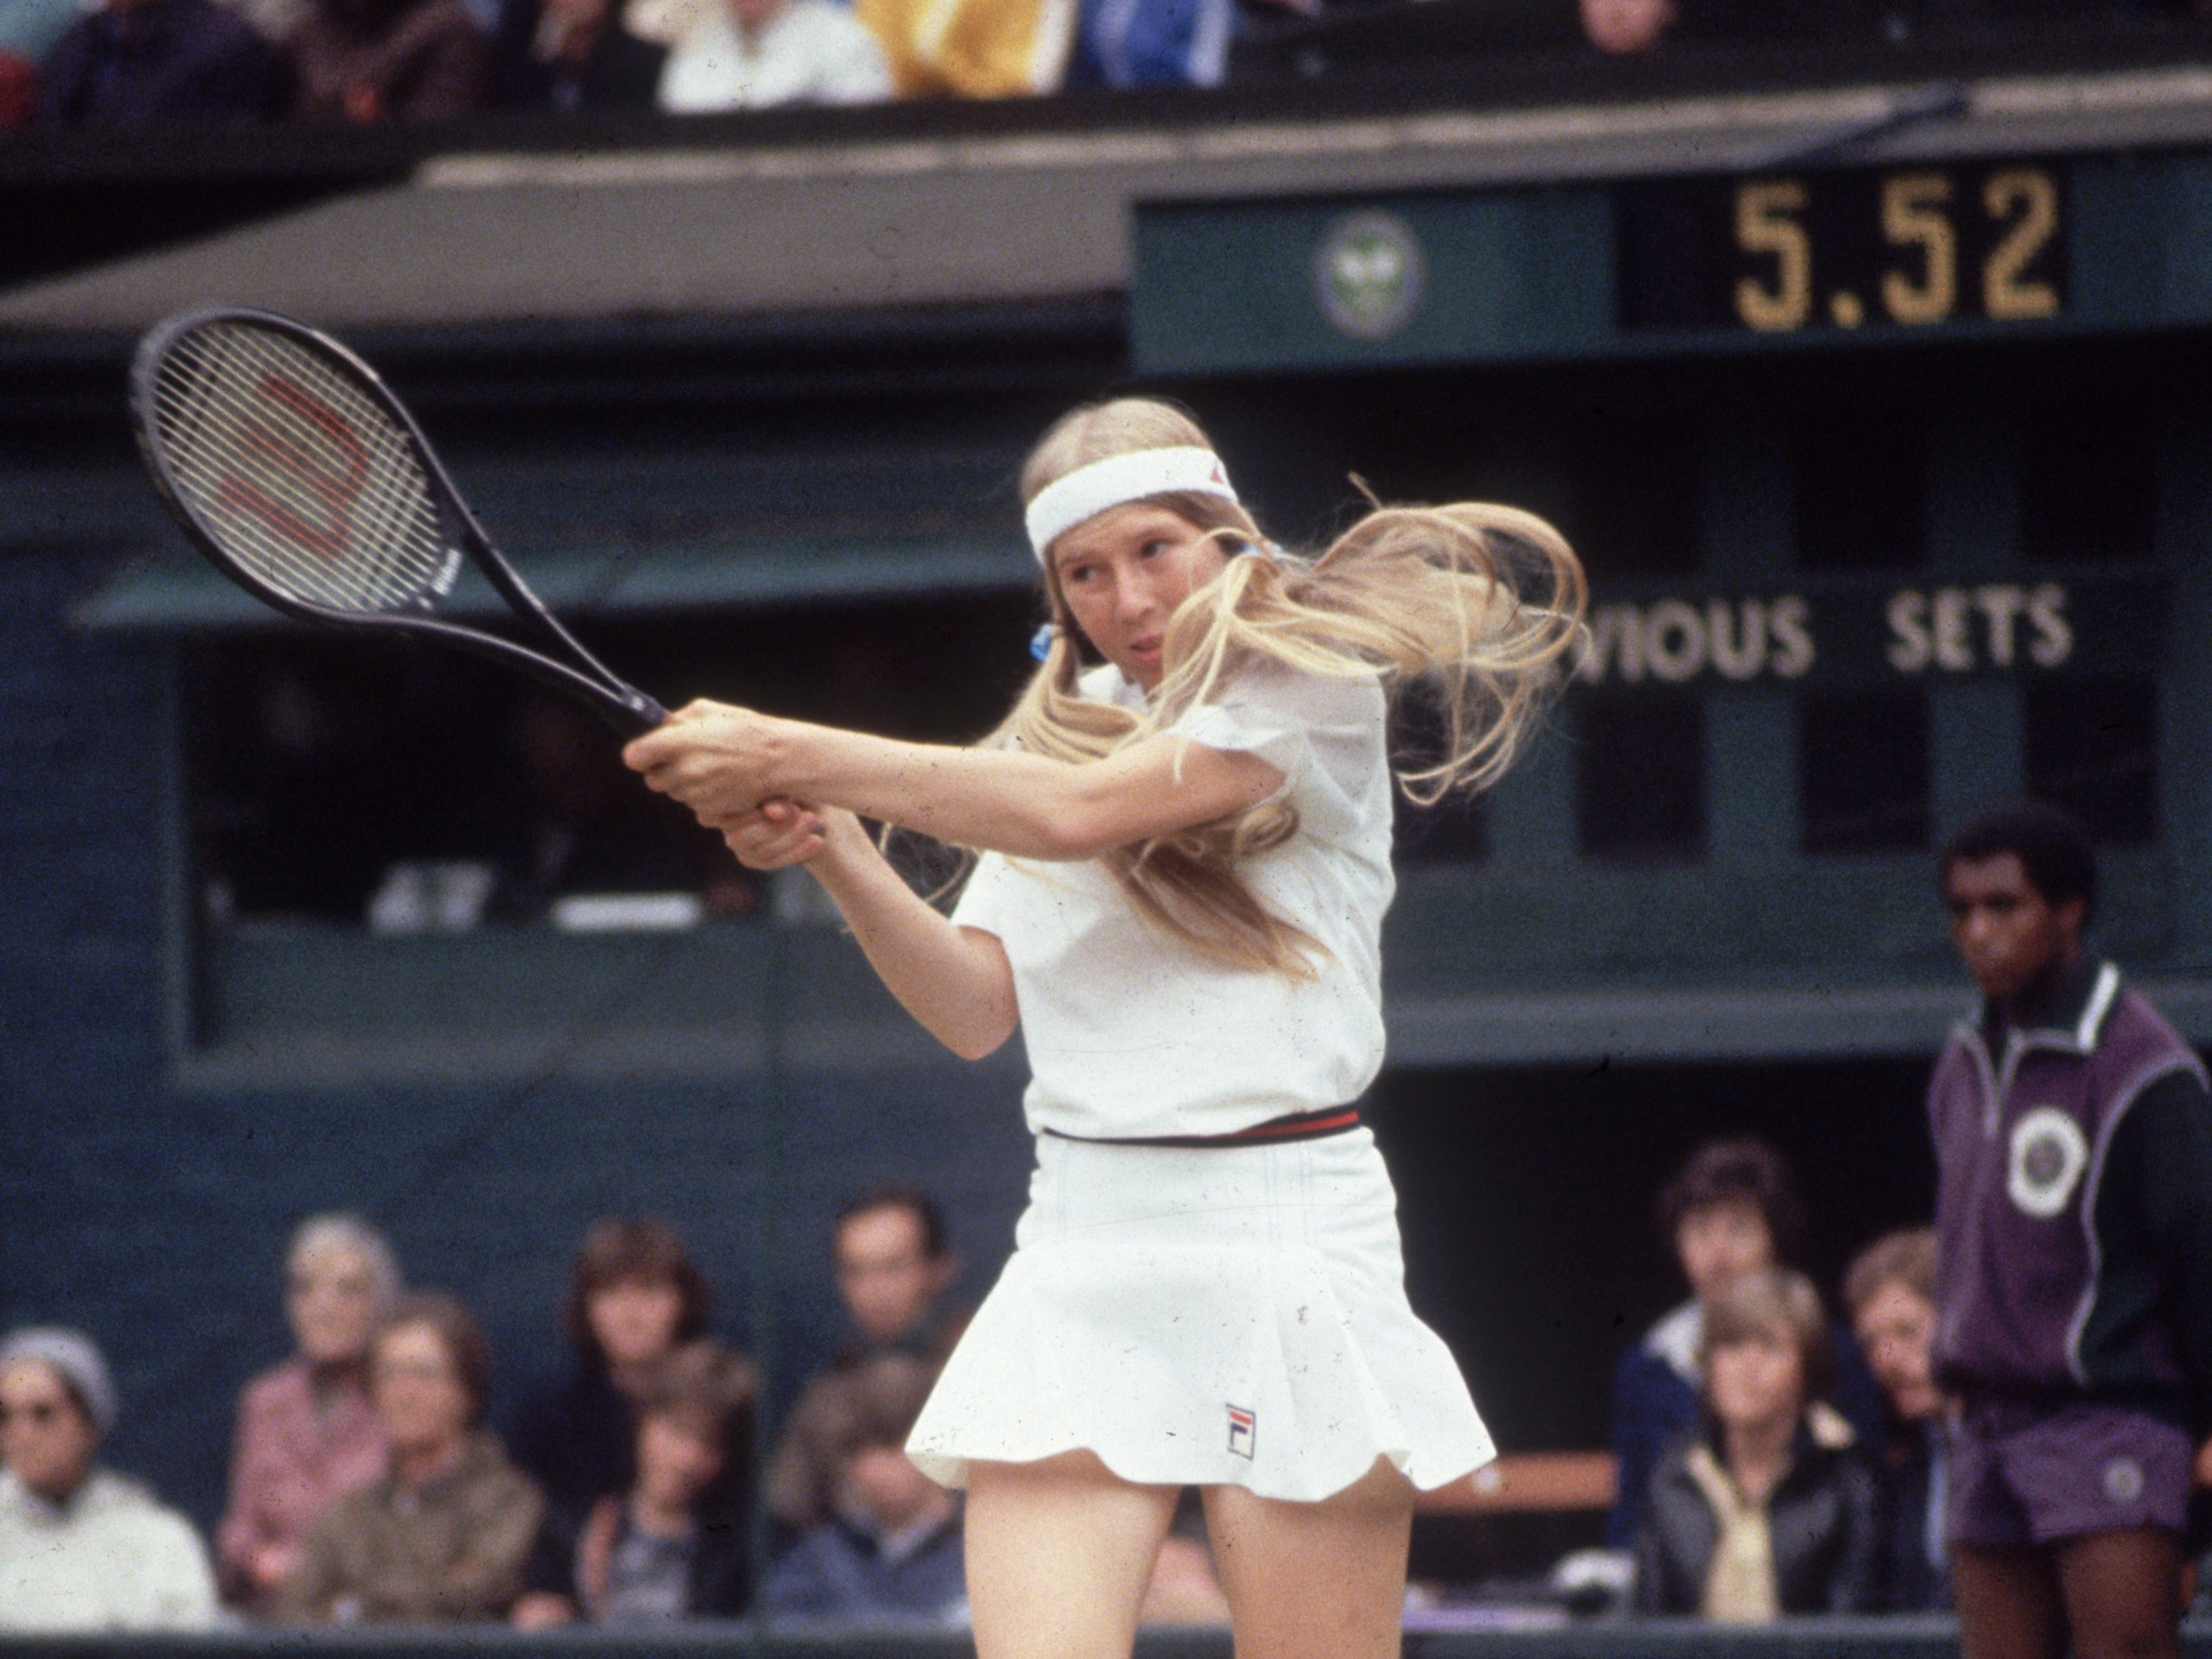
1030, 623, 1058, 662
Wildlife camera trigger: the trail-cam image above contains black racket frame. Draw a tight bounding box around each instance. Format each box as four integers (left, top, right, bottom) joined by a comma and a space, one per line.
130, 307, 668, 736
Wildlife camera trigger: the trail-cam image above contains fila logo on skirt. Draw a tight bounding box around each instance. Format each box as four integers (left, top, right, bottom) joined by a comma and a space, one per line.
1227, 1405, 1256, 1459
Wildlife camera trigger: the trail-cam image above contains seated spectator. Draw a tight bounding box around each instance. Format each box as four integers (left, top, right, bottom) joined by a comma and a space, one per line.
218, 1213, 399, 1613
650, 0, 887, 109
277, 1291, 543, 1624
769, 1182, 966, 1533
764, 1352, 964, 1626
288, 0, 486, 122
38, 0, 288, 128
513, 1336, 758, 1626
488, 0, 663, 109
0, 1327, 220, 1631
1608, 1138, 1885, 1549
851, 0, 1065, 97
1844, 1228, 1952, 1612
512, 1216, 713, 1520
1634, 1269, 1881, 1618
1063, 0, 1229, 89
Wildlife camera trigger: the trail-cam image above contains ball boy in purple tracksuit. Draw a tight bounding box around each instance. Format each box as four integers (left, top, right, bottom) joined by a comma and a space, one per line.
1930, 802, 2212, 1659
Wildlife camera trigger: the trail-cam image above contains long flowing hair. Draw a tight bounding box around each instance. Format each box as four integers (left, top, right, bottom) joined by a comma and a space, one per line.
989, 397, 1585, 979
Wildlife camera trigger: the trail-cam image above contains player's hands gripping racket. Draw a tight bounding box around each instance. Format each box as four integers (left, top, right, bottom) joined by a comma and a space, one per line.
129, 308, 666, 735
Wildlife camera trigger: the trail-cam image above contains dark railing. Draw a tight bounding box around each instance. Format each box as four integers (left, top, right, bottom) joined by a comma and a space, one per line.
20, 1616, 2212, 1659
0, 1620, 1971, 1659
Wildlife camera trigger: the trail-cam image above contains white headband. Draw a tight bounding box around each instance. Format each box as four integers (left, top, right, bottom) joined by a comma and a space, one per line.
1024, 446, 1239, 561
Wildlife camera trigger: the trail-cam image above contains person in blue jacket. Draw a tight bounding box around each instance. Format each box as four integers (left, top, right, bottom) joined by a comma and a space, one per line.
1062, 0, 1230, 90
764, 1353, 965, 1628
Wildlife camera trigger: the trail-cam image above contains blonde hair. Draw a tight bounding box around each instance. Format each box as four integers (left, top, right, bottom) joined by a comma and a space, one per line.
1842, 1226, 1936, 1315
1699, 1266, 1835, 1405
986, 397, 1584, 979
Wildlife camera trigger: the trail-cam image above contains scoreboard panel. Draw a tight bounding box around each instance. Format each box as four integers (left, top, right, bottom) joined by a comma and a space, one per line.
1617, 162, 2066, 334
1131, 148, 2212, 372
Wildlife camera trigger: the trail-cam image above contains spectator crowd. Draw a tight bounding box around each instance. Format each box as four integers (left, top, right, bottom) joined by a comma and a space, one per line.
0, 1146, 1975, 1635
0, 0, 1275, 137
0, 1143, 2050, 1635
1, 1183, 1228, 1634
3, 0, 2198, 138
1607, 1140, 1950, 1618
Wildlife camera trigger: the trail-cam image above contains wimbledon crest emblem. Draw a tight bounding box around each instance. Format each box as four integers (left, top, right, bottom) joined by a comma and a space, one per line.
1315, 211, 1425, 341
2006, 1105, 2089, 1219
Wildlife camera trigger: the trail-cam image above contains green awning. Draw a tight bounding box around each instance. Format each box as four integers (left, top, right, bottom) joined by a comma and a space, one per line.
598, 533, 1036, 610
75, 531, 1037, 631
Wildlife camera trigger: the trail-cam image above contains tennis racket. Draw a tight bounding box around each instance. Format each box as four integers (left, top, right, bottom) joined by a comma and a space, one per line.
129, 308, 667, 735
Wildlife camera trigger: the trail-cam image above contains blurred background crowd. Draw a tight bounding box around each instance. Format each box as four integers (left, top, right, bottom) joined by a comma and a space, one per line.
0, 1137, 2023, 1634
0, 0, 2209, 137
3, 1192, 990, 1632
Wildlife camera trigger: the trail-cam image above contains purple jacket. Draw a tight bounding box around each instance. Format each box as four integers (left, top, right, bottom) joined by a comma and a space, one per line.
1930, 959, 2212, 1426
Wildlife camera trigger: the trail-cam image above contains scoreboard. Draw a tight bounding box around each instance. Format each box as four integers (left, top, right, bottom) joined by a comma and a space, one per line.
1131, 149, 2207, 371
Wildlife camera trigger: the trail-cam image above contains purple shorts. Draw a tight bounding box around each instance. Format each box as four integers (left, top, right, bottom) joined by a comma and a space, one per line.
1949, 1398, 2194, 1549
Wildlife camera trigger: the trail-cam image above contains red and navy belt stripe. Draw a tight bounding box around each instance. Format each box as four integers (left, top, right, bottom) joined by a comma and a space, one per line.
1044, 1105, 1363, 1149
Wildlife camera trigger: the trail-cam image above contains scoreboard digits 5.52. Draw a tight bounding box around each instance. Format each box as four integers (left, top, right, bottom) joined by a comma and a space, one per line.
1617, 162, 2068, 334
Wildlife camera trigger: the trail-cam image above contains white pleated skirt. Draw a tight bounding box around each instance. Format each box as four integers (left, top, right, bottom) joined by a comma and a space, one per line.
905, 1126, 1495, 1503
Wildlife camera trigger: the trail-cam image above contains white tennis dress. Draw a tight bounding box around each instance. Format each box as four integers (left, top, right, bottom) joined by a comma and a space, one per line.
906, 657, 1495, 1501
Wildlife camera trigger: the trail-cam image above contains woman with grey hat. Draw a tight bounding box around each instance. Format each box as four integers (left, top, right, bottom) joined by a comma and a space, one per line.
0, 1325, 220, 1630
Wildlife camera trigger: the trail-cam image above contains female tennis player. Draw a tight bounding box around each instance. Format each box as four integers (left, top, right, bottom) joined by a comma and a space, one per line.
624, 399, 1584, 1659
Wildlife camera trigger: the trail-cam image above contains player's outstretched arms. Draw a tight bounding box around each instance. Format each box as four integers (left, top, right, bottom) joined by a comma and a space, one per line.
628, 701, 1282, 860
713, 801, 1015, 1061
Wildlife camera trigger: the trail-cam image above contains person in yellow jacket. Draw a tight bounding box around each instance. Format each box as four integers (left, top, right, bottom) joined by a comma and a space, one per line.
852, 0, 1069, 97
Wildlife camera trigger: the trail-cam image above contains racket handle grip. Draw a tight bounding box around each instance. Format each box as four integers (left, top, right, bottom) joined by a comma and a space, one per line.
607, 691, 669, 735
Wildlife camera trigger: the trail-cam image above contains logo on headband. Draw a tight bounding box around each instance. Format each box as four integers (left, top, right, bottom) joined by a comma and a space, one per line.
1315, 210, 1424, 342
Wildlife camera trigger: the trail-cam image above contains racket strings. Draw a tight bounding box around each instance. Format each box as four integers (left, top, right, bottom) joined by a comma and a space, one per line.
149, 323, 449, 615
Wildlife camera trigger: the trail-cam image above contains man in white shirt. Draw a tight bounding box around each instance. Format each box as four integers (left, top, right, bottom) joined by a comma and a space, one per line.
0, 1326, 220, 1632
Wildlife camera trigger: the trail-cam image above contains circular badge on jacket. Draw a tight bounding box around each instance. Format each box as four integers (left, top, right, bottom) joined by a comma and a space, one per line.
2006, 1105, 2089, 1218
2103, 1457, 2145, 1505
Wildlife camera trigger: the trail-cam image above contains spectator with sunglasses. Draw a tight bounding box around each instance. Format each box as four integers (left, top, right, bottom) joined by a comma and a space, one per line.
0, 1326, 220, 1632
